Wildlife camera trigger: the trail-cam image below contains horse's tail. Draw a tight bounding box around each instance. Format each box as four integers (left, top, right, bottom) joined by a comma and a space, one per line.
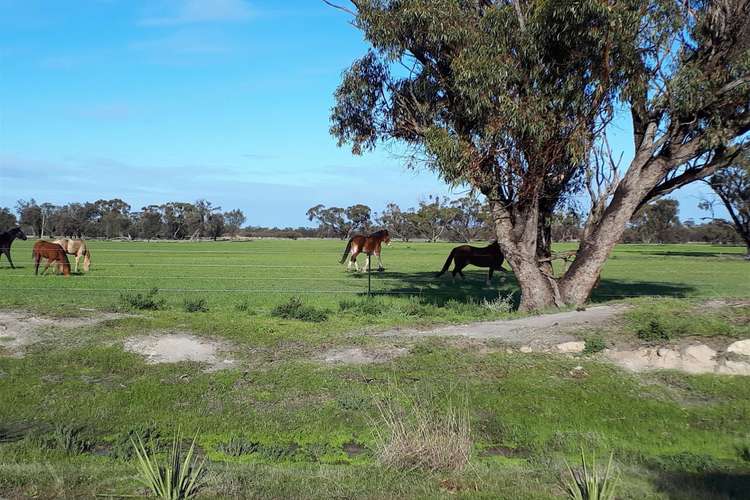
436, 249, 455, 277
339, 239, 353, 264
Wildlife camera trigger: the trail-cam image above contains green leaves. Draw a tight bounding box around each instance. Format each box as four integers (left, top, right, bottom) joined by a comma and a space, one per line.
131, 429, 206, 500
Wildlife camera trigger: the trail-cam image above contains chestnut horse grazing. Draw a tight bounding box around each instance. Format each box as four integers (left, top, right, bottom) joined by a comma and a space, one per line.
436, 241, 506, 284
0, 227, 27, 268
54, 239, 91, 273
340, 229, 391, 272
32, 241, 71, 276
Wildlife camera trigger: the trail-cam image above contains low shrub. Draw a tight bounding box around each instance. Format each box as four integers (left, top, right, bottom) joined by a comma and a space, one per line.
480, 294, 515, 314
562, 448, 620, 500
234, 300, 257, 314
131, 429, 205, 500
583, 336, 607, 355
371, 392, 471, 472
339, 298, 382, 315
271, 297, 328, 322
183, 297, 209, 313
111, 425, 163, 460
33, 425, 92, 455
120, 287, 166, 311
217, 436, 259, 457
636, 319, 671, 343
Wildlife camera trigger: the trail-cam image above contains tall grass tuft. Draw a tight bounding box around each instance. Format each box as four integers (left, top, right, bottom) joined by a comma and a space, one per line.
131, 429, 205, 500
371, 391, 471, 472
562, 448, 620, 500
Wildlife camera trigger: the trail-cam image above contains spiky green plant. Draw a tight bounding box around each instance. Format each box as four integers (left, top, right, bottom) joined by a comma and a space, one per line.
131, 430, 205, 500
562, 448, 620, 500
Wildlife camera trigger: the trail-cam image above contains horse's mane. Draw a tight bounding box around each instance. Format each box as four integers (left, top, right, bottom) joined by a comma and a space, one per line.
368, 229, 388, 237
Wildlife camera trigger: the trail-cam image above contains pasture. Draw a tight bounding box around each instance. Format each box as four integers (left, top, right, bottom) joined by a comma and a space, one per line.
0, 239, 749, 499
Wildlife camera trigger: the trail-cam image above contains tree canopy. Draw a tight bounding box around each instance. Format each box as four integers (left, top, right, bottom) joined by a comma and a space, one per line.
330, 0, 750, 309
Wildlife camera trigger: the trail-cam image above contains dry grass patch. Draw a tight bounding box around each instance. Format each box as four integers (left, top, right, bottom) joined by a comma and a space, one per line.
371, 390, 472, 472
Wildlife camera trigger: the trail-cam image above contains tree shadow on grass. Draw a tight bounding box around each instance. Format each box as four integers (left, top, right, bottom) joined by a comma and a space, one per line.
589, 279, 696, 303
636, 250, 744, 258
361, 270, 696, 307
651, 470, 750, 500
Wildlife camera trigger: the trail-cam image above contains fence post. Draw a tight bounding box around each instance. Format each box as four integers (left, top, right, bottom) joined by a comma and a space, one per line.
367, 252, 372, 297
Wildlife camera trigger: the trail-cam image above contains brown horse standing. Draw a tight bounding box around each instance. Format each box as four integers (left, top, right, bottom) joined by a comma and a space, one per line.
436, 241, 505, 284
32, 241, 71, 276
340, 229, 391, 272
54, 239, 91, 273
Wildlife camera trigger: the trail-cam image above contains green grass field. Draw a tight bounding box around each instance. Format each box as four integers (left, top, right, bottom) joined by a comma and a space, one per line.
0, 240, 748, 499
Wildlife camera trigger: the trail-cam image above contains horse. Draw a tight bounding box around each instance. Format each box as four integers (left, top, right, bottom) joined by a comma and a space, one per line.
0, 227, 27, 269
339, 229, 391, 272
32, 241, 71, 277
436, 241, 506, 284
53, 238, 91, 273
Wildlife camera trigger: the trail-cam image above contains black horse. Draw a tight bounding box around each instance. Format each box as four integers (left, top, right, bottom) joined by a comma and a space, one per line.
436, 240, 506, 284
0, 227, 27, 269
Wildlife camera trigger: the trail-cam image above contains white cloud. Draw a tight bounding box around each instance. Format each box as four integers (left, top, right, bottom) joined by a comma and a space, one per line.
139, 0, 253, 27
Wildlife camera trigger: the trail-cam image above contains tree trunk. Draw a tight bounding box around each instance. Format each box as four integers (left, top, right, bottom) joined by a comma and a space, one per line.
560, 157, 665, 304
489, 198, 559, 311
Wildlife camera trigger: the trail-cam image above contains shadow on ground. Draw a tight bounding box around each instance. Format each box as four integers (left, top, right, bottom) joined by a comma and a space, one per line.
651, 469, 750, 500
357, 271, 696, 306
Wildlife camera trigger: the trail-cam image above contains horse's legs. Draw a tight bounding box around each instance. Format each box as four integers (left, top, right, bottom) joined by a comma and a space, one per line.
42, 259, 52, 275
74, 254, 80, 273
0, 249, 11, 268
376, 252, 384, 272
486, 267, 494, 286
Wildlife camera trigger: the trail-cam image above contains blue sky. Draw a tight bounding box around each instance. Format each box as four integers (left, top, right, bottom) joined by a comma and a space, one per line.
0, 0, 718, 227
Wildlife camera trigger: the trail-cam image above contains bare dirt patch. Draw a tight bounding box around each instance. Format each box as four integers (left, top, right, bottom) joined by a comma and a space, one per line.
605, 342, 750, 375
379, 305, 626, 348
0, 310, 122, 357
320, 346, 408, 365
123, 333, 235, 371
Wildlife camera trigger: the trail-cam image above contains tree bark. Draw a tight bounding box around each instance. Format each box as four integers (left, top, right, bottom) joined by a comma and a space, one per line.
559, 154, 666, 304
489, 198, 559, 311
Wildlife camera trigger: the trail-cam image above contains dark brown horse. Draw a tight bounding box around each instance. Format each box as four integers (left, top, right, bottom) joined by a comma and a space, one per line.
340, 229, 391, 272
436, 241, 506, 284
32, 241, 71, 276
0, 227, 27, 269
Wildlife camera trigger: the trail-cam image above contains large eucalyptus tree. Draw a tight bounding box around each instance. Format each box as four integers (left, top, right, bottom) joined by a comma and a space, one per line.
328, 0, 750, 310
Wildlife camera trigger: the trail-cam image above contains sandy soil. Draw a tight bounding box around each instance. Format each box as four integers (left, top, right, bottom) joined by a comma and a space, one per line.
123, 333, 235, 371
0, 310, 121, 357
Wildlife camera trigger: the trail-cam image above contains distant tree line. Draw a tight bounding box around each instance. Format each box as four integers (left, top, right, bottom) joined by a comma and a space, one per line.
306, 195, 745, 246
0, 194, 744, 247
0, 199, 245, 240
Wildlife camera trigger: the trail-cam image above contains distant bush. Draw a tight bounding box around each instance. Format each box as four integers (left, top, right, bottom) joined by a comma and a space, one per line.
583, 336, 607, 355
32, 425, 92, 455
235, 300, 257, 314
217, 436, 259, 457
738, 444, 750, 462
271, 297, 328, 322
339, 298, 382, 315
654, 452, 718, 473
480, 294, 515, 313
636, 319, 672, 343
111, 424, 163, 460
120, 287, 166, 310
183, 297, 209, 313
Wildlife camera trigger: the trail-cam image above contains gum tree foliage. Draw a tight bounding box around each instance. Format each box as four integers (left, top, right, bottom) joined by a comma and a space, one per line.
629, 198, 681, 243
0, 208, 17, 232
329, 0, 750, 309
704, 150, 750, 256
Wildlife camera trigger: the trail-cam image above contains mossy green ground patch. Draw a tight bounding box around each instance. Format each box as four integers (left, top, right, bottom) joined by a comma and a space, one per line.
0, 240, 748, 498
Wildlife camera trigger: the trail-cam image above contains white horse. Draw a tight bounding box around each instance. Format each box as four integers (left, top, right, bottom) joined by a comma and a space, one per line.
53, 239, 91, 273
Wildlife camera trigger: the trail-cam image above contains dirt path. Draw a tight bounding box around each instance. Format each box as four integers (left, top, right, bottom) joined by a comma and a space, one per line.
379, 304, 626, 348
